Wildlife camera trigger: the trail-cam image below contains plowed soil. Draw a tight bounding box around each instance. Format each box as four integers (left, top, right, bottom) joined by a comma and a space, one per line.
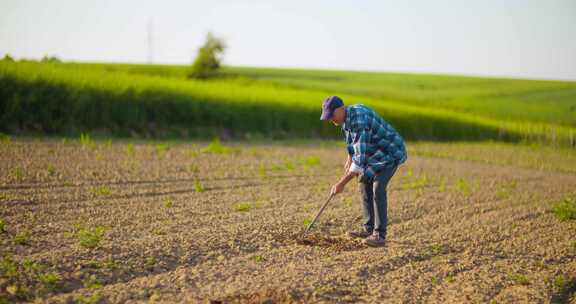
1, 140, 575, 303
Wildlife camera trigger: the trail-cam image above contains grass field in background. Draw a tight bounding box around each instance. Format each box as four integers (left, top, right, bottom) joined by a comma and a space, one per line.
1, 61, 575, 147
226, 66, 576, 128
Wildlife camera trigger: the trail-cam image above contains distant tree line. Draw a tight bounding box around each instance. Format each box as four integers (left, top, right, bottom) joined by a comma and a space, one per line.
2, 54, 62, 63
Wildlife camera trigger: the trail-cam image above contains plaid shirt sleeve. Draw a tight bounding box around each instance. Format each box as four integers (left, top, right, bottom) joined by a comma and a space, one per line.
350, 128, 370, 169
347, 112, 371, 170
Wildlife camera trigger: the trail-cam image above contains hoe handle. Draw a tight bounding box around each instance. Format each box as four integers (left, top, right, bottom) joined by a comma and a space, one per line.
304, 192, 336, 234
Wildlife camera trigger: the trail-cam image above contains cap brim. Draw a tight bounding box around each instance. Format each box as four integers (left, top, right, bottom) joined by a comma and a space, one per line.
320, 111, 332, 120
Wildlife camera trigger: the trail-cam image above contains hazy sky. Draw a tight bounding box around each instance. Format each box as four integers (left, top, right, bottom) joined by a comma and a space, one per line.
1, 0, 575, 80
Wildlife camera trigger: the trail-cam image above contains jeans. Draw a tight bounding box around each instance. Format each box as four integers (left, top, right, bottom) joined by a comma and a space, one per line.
359, 163, 398, 238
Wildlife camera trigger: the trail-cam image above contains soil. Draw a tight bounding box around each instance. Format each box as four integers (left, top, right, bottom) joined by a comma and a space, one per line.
0, 140, 575, 303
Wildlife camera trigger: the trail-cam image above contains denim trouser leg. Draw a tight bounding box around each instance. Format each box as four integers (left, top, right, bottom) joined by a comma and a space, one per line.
359, 164, 398, 238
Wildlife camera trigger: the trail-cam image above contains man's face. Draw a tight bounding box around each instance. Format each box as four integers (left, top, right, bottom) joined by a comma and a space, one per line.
330, 107, 345, 126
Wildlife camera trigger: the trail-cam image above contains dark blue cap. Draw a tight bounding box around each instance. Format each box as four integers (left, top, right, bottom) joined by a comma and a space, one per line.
320, 96, 344, 120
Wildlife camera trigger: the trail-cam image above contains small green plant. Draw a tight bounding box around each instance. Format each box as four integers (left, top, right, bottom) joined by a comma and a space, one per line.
155, 144, 169, 157
438, 177, 447, 192
0, 219, 6, 233
22, 258, 42, 273
125, 143, 135, 156
455, 178, 471, 197
284, 160, 295, 172
11, 167, 24, 181
402, 174, 429, 190
189, 149, 199, 158
0, 193, 13, 201
86, 259, 101, 269
431, 277, 438, 285
496, 180, 517, 199
102, 257, 118, 270
253, 255, 265, 262
83, 274, 103, 289
510, 273, 530, 285
76, 292, 102, 304
38, 271, 61, 291
79, 133, 94, 148
194, 179, 204, 193
234, 202, 252, 212
152, 228, 166, 236
550, 274, 576, 303
405, 167, 414, 179
145, 256, 157, 270
553, 274, 569, 290
427, 244, 445, 256
77, 226, 105, 249
164, 199, 173, 208
248, 147, 259, 157
257, 163, 267, 177
14, 231, 30, 245
552, 198, 576, 221
496, 189, 510, 199
302, 156, 320, 169
91, 186, 111, 196
446, 274, 455, 283
202, 138, 233, 154
6, 285, 31, 301
0, 256, 18, 278
303, 218, 311, 226
46, 164, 56, 176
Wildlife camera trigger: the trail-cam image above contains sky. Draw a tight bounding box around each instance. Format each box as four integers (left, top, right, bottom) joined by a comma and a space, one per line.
1, 0, 575, 80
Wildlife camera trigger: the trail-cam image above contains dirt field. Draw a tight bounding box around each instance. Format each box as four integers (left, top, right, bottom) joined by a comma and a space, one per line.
1, 139, 575, 303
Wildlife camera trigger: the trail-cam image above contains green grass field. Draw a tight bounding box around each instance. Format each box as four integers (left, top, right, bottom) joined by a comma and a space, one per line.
1, 60, 575, 147
226, 66, 576, 127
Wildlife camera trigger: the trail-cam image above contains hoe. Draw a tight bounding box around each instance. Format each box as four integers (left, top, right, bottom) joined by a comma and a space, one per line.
303, 192, 336, 235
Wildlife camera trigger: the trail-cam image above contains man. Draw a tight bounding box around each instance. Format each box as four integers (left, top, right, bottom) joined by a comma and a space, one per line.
320, 96, 407, 247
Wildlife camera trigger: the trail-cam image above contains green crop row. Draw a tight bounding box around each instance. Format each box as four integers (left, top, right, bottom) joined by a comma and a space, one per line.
224, 66, 576, 128
0, 61, 574, 147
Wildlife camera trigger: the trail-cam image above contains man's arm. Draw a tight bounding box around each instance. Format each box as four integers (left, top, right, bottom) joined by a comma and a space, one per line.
331, 170, 359, 195
332, 119, 371, 195
344, 154, 352, 173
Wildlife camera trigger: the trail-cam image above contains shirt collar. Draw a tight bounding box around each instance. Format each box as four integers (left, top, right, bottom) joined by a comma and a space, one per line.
342, 106, 352, 131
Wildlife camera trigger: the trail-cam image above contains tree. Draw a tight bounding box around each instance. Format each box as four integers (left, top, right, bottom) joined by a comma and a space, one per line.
41, 55, 62, 63
2, 54, 14, 62
187, 33, 226, 79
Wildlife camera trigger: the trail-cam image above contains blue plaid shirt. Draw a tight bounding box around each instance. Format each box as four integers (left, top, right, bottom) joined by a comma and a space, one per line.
342, 104, 407, 181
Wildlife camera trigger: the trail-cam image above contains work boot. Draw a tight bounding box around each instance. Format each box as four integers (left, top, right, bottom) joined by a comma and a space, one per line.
348, 228, 372, 239
364, 233, 386, 247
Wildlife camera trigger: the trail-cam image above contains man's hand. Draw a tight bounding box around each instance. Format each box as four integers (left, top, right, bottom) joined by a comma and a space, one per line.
331, 170, 359, 195
331, 181, 346, 195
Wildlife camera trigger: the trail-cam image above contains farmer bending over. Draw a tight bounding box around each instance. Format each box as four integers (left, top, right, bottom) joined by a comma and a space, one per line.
320, 96, 407, 247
